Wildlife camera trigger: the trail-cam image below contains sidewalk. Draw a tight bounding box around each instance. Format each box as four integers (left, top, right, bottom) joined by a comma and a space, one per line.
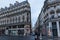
48, 37, 60, 40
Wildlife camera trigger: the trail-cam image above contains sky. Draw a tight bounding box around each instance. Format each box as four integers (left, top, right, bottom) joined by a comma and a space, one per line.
0, 0, 45, 27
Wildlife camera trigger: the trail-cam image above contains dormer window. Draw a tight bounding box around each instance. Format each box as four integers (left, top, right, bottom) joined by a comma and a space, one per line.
14, 1, 19, 6
16, 1, 19, 4
1, 8, 4, 11
10, 4, 14, 9
5, 7, 7, 10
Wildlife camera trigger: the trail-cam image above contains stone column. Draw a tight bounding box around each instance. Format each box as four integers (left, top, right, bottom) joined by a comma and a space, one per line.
56, 21, 60, 37
49, 22, 52, 36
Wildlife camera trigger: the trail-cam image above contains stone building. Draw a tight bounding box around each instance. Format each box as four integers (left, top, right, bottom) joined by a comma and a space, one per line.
34, 0, 60, 38
0, 0, 31, 36
34, 16, 40, 39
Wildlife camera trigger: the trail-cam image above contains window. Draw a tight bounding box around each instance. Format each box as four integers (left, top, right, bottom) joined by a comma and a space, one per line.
14, 16, 17, 23
11, 17, 13, 23
8, 30, 11, 35
57, 13, 60, 18
9, 30, 17, 35
18, 29, 24, 35
0, 21, 1, 25
17, 16, 19, 23
59, 22, 60, 30
52, 29, 58, 37
7, 19, 8, 24
5, 19, 7, 24
9, 26, 11, 29
16, 16, 18, 23
22, 16, 25, 22
2, 20, 3, 25
13, 17, 15, 23
13, 26, 17, 28
11, 30, 17, 35
10, 18, 11, 23
58, 16, 60, 18
50, 10, 55, 19
56, 9, 60, 13
12, 17, 14, 23
1, 20, 2, 25
1, 30, 5, 35
51, 15, 54, 19
46, 7, 50, 10
11, 17, 14, 23
44, 13, 48, 19
3, 20, 5, 24
16, 17, 17, 23
18, 25, 24, 28
27, 13, 29, 22
50, 10, 55, 14
52, 22, 57, 29
18, 16, 20, 22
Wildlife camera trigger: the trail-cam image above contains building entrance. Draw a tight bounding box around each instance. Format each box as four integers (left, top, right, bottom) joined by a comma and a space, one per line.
0, 29, 5, 35
52, 22, 58, 37
18, 29, 24, 36
52, 29, 58, 37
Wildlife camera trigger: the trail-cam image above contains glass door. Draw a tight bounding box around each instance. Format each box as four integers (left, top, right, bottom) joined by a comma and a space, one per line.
52, 29, 58, 37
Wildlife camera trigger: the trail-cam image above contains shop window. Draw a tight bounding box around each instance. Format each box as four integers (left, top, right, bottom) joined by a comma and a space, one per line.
18, 29, 24, 35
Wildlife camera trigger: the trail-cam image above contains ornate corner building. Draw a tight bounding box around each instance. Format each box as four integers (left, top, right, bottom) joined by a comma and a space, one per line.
34, 0, 60, 39
43, 0, 60, 37
0, 1, 31, 36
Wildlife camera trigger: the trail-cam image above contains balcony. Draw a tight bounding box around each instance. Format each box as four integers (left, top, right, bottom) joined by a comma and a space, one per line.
44, 17, 49, 23
47, 0, 60, 5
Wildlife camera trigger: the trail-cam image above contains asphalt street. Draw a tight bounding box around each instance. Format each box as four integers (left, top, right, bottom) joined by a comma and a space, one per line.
0, 35, 35, 40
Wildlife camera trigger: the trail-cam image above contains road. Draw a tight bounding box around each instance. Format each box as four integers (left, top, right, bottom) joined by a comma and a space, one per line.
40, 37, 60, 40
0, 35, 60, 40
0, 35, 35, 40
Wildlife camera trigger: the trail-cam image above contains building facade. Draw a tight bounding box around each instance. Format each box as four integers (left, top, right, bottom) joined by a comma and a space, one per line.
0, 1, 31, 36
43, 0, 60, 37
35, 0, 60, 38
34, 16, 41, 39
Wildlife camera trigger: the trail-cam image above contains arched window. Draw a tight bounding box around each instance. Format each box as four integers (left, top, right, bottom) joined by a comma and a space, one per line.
50, 10, 55, 14
56, 9, 60, 13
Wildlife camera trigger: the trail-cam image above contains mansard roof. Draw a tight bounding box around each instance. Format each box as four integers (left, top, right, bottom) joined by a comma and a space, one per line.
0, 1, 29, 12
